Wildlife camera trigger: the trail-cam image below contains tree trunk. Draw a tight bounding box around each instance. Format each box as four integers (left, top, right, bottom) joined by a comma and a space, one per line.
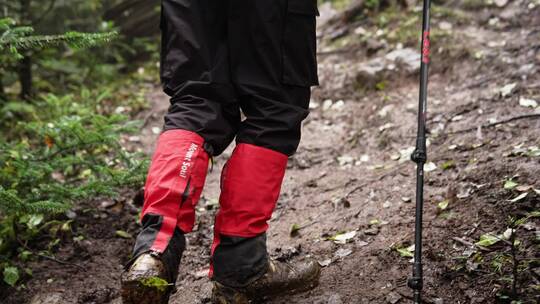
19, 0, 33, 99
18, 55, 32, 99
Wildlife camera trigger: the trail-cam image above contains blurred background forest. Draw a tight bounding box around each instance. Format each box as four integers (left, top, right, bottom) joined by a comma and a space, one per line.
1, 0, 539, 303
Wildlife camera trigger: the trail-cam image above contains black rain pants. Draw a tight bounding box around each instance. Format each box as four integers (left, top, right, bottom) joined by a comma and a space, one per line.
160, 0, 319, 156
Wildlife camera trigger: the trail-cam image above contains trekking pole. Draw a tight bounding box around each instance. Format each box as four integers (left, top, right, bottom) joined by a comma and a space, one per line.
408, 0, 431, 303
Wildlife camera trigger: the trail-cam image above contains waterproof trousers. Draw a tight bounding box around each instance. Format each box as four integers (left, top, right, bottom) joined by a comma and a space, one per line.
132, 0, 318, 288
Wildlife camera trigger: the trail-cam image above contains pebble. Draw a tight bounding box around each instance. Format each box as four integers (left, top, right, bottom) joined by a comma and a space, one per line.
328, 294, 343, 304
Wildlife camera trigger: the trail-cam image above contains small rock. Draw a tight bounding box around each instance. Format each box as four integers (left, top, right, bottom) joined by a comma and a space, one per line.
30, 293, 64, 304
378, 104, 394, 117
386, 291, 402, 304
331, 100, 345, 110
354, 26, 367, 35
322, 99, 333, 111
498, 83, 517, 97
100, 200, 116, 208
385, 48, 421, 72
128, 136, 141, 142
519, 97, 538, 108
334, 248, 353, 259
356, 240, 369, 247
424, 162, 437, 172
328, 294, 343, 304
494, 0, 508, 7
432, 298, 444, 304
439, 21, 452, 30
318, 259, 332, 267
364, 227, 379, 236
65, 210, 77, 219
337, 155, 355, 166
192, 268, 209, 279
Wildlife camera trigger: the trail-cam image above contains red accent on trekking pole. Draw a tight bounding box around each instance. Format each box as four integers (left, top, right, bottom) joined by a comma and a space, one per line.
421, 31, 430, 64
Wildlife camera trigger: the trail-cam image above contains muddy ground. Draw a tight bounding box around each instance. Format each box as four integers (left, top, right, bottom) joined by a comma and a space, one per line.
4, 1, 540, 303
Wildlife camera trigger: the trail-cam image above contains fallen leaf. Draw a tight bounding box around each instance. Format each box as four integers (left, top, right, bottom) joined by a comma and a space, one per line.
3, 266, 19, 287
115, 230, 132, 239
396, 244, 414, 258
290, 224, 301, 237
369, 219, 381, 226
330, 231, 357, 244
503, 179, 518, 190
437, 200, 449, 211
475, 233, 501, 247
516, 185, 532, 192
509, 192, 528, 202
441, 160, 455, 170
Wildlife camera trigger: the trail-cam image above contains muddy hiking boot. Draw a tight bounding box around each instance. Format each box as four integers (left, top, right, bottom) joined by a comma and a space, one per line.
120, 252, 176, 304
211, 259, 321, 304
121, 224, 186, 304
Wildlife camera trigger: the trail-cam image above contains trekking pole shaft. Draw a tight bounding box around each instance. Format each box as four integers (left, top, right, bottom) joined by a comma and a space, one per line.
409, 0, 431, 303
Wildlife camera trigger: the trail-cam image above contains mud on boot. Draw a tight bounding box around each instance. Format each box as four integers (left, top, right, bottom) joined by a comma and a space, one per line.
121, 252, 177, 304
211, 259, 321, 304
121, 224, 186, 304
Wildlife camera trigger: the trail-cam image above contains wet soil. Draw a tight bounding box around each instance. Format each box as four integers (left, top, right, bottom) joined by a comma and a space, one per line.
3, 1, 540, 304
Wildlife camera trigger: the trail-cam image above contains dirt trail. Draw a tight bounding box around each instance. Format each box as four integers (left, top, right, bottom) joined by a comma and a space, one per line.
8, 2, 540, 304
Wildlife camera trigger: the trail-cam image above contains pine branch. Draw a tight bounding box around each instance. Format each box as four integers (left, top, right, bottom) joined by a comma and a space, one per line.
0, 187, 69, 215
1, 31, 118, 51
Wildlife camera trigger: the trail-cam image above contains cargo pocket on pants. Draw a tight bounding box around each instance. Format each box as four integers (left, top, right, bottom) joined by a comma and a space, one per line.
281, 0, 319, 87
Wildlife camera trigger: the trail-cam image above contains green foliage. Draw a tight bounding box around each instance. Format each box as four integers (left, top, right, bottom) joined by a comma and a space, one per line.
0, 89, 149, 254
0, 15, 150, 287
0, 92, 149, 287
2, 266, 19, 287
140, 277, 171, 293
0, 18, 117, 59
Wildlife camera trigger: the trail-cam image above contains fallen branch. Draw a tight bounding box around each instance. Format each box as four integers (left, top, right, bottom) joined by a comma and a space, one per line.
18, 239, 85, 270
447, 113, 540, 134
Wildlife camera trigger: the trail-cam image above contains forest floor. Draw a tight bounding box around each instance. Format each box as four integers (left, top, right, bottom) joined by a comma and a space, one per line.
7, 1, 540, 304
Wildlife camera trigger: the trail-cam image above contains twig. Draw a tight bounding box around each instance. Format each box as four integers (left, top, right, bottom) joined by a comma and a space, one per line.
35, 252, 85, 270
446, 113, 540, 135
18, 239, 85, 270
139, 110, 155, 129
509, 222, 520, 299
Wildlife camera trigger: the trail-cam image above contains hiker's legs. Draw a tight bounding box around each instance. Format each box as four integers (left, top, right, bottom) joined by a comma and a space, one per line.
133, 0, 239, 262
211, 0, 318, 288
134, 83, 240, 257
123, 1, 239, 303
